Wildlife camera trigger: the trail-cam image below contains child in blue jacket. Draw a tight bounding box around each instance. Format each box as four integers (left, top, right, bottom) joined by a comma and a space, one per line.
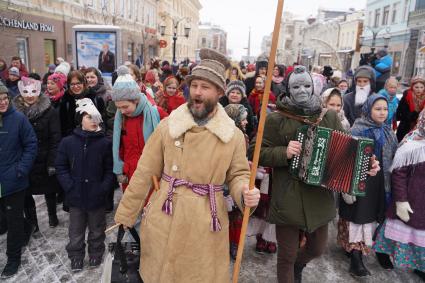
55, 98, 114, 272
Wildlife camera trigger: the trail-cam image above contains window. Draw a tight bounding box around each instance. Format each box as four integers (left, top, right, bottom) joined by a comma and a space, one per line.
392, 2, 399, 24
374, 8, 381, 27
120, 0, 125, 17
86, 0, 95, 8
16, 38, 29, 69
403, 0, 409, 22
382, 5, 390, 25
416, 0, 425, 10
44, 39, 56, 68
201, 37, 206, 47
368, 11, 373, 26
127, 42, 134, 62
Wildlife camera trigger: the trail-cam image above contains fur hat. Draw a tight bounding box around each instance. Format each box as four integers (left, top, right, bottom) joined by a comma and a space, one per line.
75, 98, 103, 125
0, 81, 8, 94
185, 48, 230, 92
225, 80, 246, 98
18, 77, 41, 97
9, 67, 20, 77
55, 62, 71, 76
112, 65, 141, 102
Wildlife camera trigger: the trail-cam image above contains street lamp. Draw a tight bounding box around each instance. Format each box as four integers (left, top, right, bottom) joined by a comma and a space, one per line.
363, 26, 391, 54
160, 17, 191, 64
383, 35, 391, 48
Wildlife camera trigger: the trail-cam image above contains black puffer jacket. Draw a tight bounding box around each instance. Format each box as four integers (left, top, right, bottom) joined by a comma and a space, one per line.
13, 94, 62, 194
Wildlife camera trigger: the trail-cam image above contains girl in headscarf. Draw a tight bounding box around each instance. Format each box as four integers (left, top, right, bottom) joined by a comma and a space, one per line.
45, 73, 67, 108
373, 108, 425, 281
144, 69, 162, 96
248, 75, 276, 117
338, 94, 398, 277
321, 88, 350, 131
396, 76, 425, 142
154, 76, 186, 114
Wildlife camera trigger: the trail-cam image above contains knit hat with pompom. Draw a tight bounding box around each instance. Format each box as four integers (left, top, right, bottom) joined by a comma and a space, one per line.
112, 65, 141, 101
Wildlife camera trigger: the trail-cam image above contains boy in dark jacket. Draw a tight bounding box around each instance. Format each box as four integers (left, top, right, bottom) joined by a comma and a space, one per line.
0, 82, 38, 278
55, 98, 114, 272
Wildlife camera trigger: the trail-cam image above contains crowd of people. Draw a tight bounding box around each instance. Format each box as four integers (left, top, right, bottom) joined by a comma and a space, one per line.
0, 48, 424, 283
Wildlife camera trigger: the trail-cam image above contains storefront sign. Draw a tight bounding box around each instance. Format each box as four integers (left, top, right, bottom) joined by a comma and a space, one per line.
0, 16, 54, 32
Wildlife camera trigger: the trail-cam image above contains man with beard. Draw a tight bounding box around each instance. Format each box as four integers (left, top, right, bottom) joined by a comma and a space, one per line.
249, 65, 380, 283
113, 48, 260, 282
343, 65, 376, 126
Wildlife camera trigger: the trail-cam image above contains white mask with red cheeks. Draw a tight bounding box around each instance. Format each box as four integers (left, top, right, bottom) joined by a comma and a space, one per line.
18, 77, 41, 97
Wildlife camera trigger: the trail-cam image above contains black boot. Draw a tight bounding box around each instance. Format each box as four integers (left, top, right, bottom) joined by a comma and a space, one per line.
45, 194, 59, 228
349, 250, 371, 277
414, 270, 425, 282
294, 263, 306, 283
376, 252, 393, 270
23, 205, 39, 234
1, 258, 21, 279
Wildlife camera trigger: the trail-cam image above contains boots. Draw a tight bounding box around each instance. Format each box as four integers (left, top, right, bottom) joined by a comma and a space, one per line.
45, 194, 58, 228
376, 252, 393, 270
255, 234, 267, 254
294, 263, 306, 283
349, 250, 371, 277
24, 205, 39, 234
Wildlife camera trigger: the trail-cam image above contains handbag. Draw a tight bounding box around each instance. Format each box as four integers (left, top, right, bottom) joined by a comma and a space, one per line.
103, 225, 143, 283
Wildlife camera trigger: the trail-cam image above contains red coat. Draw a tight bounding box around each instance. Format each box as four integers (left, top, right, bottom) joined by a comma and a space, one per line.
248, 89, 276, 115
119, 108, 168, 190
156, 91, 186, 114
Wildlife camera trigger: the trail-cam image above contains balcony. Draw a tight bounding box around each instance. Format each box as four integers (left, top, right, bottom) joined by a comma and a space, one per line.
408, 9, 425, 27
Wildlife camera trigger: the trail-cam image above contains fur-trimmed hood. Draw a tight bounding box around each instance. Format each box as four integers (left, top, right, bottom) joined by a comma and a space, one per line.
13, 94, 52, 121
168, 103, 236, 143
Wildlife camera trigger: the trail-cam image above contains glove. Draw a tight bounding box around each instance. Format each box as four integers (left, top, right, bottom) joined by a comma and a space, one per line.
47, 167, 56, 176
396, 201, 413, 223
116, 174, 129, 184
342, 193, 356, 205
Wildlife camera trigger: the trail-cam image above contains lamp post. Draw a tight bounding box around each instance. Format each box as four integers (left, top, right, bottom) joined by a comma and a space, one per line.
160, 17, 190, 64
363, 26, 391, 54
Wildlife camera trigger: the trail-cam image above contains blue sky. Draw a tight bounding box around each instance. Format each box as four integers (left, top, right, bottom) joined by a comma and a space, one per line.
199, 0, 367, 60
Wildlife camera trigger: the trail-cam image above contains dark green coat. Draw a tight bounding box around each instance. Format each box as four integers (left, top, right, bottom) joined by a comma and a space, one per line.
249, 103, 345, 233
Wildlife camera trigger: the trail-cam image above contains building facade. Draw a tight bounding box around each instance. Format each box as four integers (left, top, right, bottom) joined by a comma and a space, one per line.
337, 11, 364, 72
277, 12, 306, 65
408, 0, 425, 76
361, 0, 416, 80
0, 0, 160, 74
157, 0, 201, 63
198, 22, 227, 56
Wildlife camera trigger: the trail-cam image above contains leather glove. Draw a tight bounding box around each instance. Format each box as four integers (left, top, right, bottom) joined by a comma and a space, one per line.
342, 193, 356, 205
47, 167, 56, 176
116, 174, 129, 184
396, 201, 413, 223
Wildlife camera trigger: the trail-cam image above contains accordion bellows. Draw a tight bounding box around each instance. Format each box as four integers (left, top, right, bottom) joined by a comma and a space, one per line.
290, 126, 374, 196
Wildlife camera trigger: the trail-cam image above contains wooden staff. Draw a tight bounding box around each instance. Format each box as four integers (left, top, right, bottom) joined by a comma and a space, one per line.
232, 1, 284, 281
105, 176, 161, 234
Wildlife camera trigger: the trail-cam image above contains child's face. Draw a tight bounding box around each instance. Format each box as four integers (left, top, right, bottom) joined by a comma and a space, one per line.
240, 118, 248, 131
326, 95, 342, 113
82, 114, 98, 131
386, 83, 398, 96
166, 83, 178, 96
370, 99, 388, 125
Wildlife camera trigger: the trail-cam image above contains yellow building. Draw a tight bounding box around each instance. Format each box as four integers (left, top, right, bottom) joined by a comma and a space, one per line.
157, 0, 202, 63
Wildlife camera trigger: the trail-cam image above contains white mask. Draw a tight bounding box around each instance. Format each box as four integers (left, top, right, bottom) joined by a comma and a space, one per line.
18, 77, 41, 97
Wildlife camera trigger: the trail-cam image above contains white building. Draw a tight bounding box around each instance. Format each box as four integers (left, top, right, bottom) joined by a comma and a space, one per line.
277, 12, 306, 65
338, 11, 365, 72
198, 22, 227, 55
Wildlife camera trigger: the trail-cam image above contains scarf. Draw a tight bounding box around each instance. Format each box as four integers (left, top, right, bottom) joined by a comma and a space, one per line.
46, 89, 64, 102
272, 76, 284, 84
405, 89, 425, 113
351, 94, 398, 193
112, 93, 161, 174
378, 89, 399, 125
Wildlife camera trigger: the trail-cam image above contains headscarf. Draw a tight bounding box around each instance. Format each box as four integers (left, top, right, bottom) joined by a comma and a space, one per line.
351, 93, 398, 193
46, 73, 66, 102
321, 88, 350, 131
145, 70, 157, 85
377, 88, 399, 125
224, 104, 248, 132
405, 76, 425, 113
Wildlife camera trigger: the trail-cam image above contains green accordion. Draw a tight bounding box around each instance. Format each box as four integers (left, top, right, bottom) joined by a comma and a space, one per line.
290, 125, 374, 196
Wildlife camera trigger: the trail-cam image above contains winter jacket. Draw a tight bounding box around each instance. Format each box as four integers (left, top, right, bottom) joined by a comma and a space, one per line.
219, 96, 257, 138
271, 79, 286, 98
249, 98, 345, 232
389, 159, 425, 229
374, 54, 392, 92
55, 128, 114, 211
248, 89, 276, 116
396, 89, 420, 142
13, 95, 61, 195
155, 90, 186, 114
0, 106, 37, 198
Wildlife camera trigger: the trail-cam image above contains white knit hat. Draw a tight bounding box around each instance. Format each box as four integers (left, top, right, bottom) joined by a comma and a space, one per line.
112, 66, 141, 101
55, 62, 71, 76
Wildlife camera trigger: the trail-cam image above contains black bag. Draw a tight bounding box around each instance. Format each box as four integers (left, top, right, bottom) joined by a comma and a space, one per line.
109, 225, 143, 283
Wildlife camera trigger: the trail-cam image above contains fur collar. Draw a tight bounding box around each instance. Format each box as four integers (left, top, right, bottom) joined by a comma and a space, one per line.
13, 94, 51, 121
168, 103, 235, 143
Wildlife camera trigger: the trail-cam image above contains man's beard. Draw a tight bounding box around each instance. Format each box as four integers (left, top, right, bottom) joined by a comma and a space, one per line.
187, 96, 218, 121
355, 85, 371, 106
